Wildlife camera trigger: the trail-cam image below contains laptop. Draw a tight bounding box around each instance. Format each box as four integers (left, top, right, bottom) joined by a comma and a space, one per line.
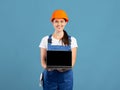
46, 50, 72, 68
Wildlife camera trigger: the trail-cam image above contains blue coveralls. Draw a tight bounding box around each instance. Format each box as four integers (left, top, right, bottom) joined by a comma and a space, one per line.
43, 35, 73, 90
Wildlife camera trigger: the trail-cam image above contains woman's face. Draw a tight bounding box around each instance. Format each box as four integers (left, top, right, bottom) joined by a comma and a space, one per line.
52, 18, 67, 32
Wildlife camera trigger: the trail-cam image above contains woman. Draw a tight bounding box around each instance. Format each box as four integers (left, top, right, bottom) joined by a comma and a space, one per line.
39, 9, 78, 90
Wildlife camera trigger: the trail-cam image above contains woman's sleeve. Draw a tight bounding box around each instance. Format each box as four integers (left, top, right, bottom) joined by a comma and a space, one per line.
39, 36, 48, 49
71, 37, 78, 48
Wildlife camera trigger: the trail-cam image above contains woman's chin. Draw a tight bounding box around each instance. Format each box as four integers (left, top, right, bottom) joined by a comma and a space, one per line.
56, 29, 63, 32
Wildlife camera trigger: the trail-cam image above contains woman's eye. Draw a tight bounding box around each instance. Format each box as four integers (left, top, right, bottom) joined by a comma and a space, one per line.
61, 21, 63, 23
55, 21, 58, 23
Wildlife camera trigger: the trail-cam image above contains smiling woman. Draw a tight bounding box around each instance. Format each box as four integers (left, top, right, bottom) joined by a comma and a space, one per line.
39, 9, 78, 90
52, 19, 67, 33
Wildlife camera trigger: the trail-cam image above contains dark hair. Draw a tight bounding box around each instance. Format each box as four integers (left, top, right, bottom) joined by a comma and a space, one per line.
51, 18, 67, 22
62, 30, 70, 45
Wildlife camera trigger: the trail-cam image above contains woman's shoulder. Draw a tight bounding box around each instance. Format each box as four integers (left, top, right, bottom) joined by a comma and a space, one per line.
70, 36, 77, 41
41, 35, 49, 40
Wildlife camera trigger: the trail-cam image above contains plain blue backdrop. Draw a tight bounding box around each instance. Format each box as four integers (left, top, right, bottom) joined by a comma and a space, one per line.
0, 0, 120, 90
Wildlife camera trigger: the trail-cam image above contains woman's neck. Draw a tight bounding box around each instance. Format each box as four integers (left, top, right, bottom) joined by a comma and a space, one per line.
53, 31, 64, 40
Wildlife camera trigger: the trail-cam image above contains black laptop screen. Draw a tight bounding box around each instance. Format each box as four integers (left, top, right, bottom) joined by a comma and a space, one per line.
47, 51, 72, 68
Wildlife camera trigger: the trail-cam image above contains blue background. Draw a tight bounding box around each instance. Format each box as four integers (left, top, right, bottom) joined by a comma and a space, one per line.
0, 0, 120, 90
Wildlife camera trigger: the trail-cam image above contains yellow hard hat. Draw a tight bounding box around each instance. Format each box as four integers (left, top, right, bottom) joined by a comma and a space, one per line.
51, 9, 69, 22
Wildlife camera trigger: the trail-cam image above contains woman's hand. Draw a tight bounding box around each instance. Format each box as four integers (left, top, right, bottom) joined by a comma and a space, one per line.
57, 68, 71, 72
46, 68, 54, 71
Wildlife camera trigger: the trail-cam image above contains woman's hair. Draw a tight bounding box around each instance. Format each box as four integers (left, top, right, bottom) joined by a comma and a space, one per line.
62, 30, 70, 46
51, 18, 68, 22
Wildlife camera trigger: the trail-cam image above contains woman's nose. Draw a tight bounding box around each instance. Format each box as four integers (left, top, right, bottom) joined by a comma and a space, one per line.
57, 22, 62, 26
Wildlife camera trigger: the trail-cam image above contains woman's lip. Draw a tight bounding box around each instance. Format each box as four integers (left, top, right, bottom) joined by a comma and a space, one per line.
56, 27, 61, 29
56, 26, 63, 29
